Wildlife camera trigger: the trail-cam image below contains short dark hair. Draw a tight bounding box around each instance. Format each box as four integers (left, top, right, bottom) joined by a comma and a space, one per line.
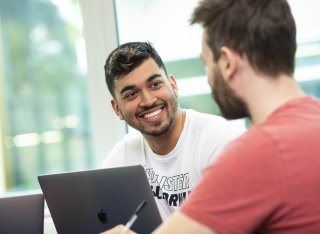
104, 41, 167, 98
191, 0, 296, 77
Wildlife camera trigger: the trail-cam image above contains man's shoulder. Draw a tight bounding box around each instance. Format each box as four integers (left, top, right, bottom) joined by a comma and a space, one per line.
184, 109, 246, 145
117, 130, 144, 148
185, 109, 245, 132
103, 131, 145, 167
185, 109, 227, 124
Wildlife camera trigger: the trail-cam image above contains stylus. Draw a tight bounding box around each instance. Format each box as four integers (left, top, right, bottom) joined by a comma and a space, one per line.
120, 200, 147, 234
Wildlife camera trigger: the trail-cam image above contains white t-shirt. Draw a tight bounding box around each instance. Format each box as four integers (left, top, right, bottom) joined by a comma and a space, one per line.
102, 109, 245, 220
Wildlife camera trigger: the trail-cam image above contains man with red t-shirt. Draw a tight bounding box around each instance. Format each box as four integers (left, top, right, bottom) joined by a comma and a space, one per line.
103, 0, 320, 233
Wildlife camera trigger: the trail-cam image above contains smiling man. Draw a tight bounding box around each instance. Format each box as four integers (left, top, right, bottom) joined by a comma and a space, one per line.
102, 0, 320, 233
102, 41, 245, 220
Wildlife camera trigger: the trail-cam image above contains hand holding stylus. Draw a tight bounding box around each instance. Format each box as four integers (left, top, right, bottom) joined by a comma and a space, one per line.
100, 200, 146, 234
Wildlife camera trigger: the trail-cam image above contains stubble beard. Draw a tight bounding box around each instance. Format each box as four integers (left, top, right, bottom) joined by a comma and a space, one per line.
212, 68, 249, 120
122, 96, 179, 137
140, 97, 179, 137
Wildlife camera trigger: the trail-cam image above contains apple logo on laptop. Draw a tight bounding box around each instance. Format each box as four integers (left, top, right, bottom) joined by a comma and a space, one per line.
98, 209, 108, 224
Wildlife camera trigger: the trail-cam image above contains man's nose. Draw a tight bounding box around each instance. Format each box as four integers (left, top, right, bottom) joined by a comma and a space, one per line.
139, 90, 157, 107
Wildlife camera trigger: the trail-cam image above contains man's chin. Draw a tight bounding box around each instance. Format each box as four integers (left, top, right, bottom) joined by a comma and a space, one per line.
142, 125, 171, 137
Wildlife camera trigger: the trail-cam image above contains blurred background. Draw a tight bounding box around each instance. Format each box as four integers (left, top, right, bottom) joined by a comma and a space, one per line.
0, 0, 319, 193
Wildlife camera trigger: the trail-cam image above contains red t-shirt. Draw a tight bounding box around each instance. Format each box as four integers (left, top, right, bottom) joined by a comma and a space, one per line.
181, 96, 320, 234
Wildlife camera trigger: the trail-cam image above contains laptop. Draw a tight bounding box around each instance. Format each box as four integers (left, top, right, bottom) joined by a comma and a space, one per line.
38, 165, 162, 234
0, 192, 44, 234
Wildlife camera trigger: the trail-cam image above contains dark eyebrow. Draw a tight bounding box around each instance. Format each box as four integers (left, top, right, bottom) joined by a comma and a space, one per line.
120, 85, 136, 96
146, 73, 162, 83
119, 73, 162, 95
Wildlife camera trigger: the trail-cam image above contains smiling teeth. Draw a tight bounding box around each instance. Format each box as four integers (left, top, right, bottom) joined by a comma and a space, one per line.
143, 109, 162, 119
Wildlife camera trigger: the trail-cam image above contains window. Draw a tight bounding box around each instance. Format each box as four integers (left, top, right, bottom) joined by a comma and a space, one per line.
2, 0, 319, 194
0, 0, 93, 192
290, 0, 320, 97
114, 0, 320, 118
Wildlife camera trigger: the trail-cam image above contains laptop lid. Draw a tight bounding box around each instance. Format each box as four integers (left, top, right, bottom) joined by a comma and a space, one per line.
0, 192, 44, 234
38, 165, 162, 234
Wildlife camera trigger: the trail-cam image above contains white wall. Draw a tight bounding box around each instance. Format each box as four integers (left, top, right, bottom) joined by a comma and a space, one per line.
80, 0, 126, 166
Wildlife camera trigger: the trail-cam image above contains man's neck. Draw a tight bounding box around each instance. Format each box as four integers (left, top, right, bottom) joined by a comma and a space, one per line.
144, 109, 186, 155
246, 75, 305, 125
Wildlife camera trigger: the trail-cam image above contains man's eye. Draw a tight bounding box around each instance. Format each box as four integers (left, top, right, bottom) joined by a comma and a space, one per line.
124, 91, 137, 99
151, 81, 162, 89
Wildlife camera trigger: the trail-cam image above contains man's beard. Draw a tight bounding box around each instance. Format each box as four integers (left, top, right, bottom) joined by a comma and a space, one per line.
212, 67, 249, 120
120, 95, 179, 137
139, 100, 178, 137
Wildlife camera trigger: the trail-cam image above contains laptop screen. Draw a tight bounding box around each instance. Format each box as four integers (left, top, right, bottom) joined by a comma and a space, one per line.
38, 165, 162, 233
0, 192, 44, 234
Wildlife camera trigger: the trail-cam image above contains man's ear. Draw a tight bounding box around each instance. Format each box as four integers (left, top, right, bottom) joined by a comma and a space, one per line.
218, 46, 237, 81
168, 74, 179, 96
111, 99, 124, 120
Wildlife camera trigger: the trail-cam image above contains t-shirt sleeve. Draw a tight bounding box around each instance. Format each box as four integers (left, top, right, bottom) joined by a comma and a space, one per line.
101, 140, 126, 168
181, 129, 284, 234
101, 132, 145, 168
